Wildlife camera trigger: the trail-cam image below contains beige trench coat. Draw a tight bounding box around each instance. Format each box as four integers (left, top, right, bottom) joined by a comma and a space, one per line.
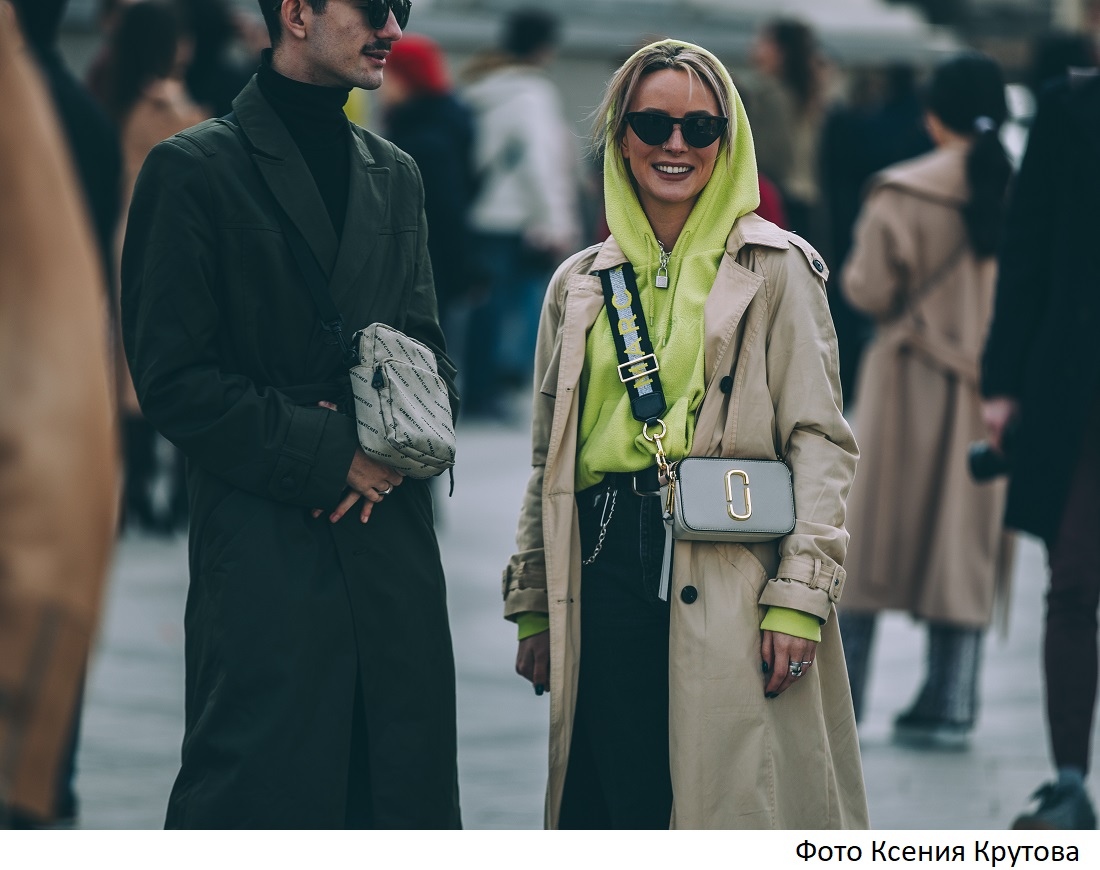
115, 79, 206, 415
840, 146, 1012, 626
0, 26, 118, 821
503, 213, 868, 829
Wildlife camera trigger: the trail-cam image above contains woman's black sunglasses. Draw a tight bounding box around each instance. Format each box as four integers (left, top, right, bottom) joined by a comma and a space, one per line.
625, 112, 729, 149
353, 0, 412, 30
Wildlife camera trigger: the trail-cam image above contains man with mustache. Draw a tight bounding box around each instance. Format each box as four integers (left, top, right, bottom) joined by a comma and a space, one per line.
121, 0, 460, 828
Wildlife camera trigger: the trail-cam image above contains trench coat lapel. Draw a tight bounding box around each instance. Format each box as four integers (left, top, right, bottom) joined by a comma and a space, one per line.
329, 132, 384, 308
232, 80, 339, 278
542, 266, 604, 480
703, 252, 762, 386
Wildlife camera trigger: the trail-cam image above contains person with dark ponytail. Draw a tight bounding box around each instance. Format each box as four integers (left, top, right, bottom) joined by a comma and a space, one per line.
837, 53, 1015, 747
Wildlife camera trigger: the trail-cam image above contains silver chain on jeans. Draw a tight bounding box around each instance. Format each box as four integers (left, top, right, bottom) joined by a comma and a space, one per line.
582, 486, 617, 566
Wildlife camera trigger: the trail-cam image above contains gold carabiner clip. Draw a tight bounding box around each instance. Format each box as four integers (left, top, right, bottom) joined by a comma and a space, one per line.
642, 419, 669, 478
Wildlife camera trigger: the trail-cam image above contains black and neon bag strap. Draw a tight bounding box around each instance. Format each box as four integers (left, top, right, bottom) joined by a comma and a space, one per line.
597, 263, 667, 424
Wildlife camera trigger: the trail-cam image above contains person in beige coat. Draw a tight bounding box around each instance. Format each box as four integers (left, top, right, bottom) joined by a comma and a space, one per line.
504, 40, 866, 830
103, 0, 205, 532
840, 54, 1015, 748
0, 13, 118, 826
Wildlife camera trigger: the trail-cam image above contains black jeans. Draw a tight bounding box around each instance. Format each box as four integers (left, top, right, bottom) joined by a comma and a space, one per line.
559, 483, 672, 829
1044, 401, 1100, 773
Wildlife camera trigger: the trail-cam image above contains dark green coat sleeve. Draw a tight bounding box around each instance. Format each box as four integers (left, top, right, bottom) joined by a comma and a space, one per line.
121, 139, 358, 509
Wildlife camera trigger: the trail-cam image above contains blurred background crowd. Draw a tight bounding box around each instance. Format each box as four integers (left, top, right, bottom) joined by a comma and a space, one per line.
35, 0, 1100, 528
23, 0, 1099, 532
3, 0, 1100, 831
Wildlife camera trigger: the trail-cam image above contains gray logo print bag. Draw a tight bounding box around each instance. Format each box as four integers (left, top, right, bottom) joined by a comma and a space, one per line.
349, 323, 456, 479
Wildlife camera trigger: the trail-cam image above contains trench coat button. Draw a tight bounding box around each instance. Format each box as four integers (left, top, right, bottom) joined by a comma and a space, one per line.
280, 475, 295, 491
680, 585, 698, 604
719, 376, 733, 394
813, 258, 825, 273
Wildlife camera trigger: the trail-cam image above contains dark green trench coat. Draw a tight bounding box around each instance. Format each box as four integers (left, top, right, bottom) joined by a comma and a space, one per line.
121, 78, 461, 829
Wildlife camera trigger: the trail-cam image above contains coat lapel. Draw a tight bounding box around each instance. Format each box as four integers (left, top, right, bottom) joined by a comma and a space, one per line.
702, 215, 783, 387
329, 131, 384, 307
703, 254, 763, 387
232, 79, 339, 278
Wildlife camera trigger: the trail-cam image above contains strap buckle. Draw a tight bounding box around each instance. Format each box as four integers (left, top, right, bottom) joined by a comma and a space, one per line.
617, 354, 660, 384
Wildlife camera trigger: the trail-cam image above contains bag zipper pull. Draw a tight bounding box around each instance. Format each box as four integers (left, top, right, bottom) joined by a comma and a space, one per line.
371, 366, 385, 389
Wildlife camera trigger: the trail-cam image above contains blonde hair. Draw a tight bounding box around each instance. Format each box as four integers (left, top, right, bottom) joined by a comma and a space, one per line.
591, 42, 733, 161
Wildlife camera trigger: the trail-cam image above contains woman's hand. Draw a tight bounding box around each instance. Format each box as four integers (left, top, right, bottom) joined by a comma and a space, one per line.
761, 630, 817, 698
980, 396, 1020, 453
516, 630, 551, 695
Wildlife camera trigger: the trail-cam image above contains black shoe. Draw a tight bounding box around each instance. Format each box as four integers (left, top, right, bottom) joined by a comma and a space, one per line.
891, 708, 971, 750
1013, 781, 1097, 830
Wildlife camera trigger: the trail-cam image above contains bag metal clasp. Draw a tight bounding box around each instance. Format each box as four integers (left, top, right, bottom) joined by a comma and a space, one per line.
724, 469, 752, 521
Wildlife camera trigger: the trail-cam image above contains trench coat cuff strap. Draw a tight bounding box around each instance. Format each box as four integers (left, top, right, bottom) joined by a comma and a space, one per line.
758, 557, 846, 622
503, 549, 549, 622
505, 589, 549, 622
268, 406, 359, 506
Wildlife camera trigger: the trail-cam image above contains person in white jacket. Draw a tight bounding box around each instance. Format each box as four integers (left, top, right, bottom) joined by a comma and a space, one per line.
461, 8, 580, 419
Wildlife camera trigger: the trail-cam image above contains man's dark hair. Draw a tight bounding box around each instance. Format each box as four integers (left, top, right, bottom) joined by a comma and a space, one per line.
257, 0, 327, 45
10, 0, 68, 49
502, 8, 560, 60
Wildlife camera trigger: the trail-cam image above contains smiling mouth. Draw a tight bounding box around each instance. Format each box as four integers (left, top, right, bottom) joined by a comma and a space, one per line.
655, 164, 691, 175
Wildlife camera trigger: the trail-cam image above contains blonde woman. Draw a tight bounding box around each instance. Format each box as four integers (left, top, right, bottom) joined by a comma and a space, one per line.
503, 39, 867, 829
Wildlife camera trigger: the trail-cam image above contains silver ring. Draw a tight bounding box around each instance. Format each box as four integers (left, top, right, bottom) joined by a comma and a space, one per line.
379, 486, 393, 496
789, 661, 803, 678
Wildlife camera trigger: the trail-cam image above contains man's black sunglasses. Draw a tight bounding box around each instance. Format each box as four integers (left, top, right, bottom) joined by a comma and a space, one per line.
310, 0, 408, 30
355, 0, 411, 29
625, 112, 729, 149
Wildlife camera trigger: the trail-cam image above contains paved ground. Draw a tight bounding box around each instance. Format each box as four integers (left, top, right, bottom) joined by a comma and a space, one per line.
72, 413, 1098, 830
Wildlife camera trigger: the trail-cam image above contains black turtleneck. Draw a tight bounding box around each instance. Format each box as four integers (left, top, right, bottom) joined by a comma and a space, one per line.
258, 55, 352, 238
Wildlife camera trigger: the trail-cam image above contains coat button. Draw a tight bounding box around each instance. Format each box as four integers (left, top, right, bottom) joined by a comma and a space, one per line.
719, 376, 733, 394
280, 475, 295, 491
813, 258, 825, 273
680, 585, 698, 604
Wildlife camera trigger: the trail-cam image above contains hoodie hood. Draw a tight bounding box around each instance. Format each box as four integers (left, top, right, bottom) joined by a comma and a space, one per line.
604, 39, 760, 286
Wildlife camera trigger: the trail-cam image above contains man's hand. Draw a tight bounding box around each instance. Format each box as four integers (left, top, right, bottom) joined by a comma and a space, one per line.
981, 396, 1020, 453
516, 630, 550, 695
312, 402, 403, 523
761, 630, 818, 698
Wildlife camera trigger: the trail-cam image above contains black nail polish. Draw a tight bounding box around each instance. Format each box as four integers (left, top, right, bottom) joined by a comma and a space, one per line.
534, 684, 545, 696
761, 661, 770, 674
765, 692, 779, 699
